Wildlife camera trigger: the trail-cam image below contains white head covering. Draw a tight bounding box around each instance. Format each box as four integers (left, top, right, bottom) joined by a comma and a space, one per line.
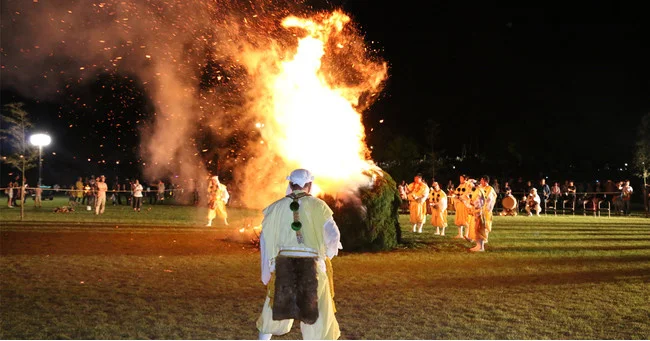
287, 169, 314, 187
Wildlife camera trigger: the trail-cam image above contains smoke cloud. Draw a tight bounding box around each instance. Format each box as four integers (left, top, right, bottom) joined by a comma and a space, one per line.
1, 0, 386, 209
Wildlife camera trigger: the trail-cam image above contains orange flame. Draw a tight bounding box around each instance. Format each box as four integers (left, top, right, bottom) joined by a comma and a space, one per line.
249, 10, 387, 199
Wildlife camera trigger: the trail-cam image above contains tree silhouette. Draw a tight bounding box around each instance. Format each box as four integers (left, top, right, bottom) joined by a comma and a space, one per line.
1, 103, 37, 219
633, 113, 650, 215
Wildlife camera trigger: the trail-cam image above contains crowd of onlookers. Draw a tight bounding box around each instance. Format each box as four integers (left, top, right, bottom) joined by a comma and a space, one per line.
2, 175, 202, 211
399, 176, 649, 216
4, 173, 649, 216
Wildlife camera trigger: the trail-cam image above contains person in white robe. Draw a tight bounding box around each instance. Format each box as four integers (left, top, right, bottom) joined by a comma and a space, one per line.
257, 169, 342, 340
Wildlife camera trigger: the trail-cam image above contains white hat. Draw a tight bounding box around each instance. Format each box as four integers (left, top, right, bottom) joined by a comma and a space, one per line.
212, 176, 219, 181
287, 169, 314, 187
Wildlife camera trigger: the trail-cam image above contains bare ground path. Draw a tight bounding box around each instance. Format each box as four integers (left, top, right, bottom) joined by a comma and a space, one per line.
1, 225, 254, 256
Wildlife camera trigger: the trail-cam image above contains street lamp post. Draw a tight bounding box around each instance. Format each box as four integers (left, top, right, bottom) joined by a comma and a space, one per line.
29, 133, 52, 187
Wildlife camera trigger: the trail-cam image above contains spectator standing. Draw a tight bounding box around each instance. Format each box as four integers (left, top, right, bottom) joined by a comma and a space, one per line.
19, 182, 27, 205
95, 175, 108, 215
157, 180, 165, 204
6, 182, 14, 208
492, 179, 501, 199
82, 181, 91, 206
120, 183, 128, 205
561, 180, 569, 196
503, 181, 512, 195
15, 180, 22, 206
87, 176, 97, 208
397, 180, 408, 213
128, 180, 134, 206
566, 181, 577, 211
550, 182, 561, 204
34, 185, 43, 208
111, 181, 119, 205
513, 177, 526, 198
539, 179, 550, 213
446, 180, 455, 195
604, 179, 617, 203
621, 180, 633, 215
525, 180, 535, 195
192, 179, 200, 205
75, 177, 84, 203
398, 180, 408, 200
132, 180, 143, 212
147, 184, 155, 204
68, 185, 76, 205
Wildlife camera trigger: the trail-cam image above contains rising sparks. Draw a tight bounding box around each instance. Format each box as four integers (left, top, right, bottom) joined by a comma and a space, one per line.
1, 1, 387, 207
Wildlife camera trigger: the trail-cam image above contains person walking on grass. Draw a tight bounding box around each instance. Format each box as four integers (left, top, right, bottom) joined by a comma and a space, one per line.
206, 176, 229, 227
453, 174, 473, 239
406, 174, 429, 233
467, 175, 497, 252
257, 169, 342, 340
428, 181, 448, 236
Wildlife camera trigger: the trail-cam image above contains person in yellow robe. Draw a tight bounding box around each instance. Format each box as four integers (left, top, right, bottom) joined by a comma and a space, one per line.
453, 175, 473, 239
257, 169, 342, 340
428, 181, 448, 235
468, 175, 497, 252
406, 174, 430, 233
206, 176, 229, 226
74, 177, 84, 203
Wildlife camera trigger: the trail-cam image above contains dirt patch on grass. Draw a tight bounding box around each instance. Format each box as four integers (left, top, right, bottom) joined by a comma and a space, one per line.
1, 227, 258, 256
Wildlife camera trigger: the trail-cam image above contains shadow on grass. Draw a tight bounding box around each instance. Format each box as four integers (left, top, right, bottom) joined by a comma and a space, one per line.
494, 245, 650, 252
409, 267, 650, 289
448, 254, 650, 267
501, 227, 650, 232
496, 237, 650, 242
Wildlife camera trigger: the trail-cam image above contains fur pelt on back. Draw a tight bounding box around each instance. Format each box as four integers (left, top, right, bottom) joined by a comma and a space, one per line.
272, 256, 319, 324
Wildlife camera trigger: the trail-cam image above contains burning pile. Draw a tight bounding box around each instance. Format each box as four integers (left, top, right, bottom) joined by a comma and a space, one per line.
2, 2, 396, 239
237, 10, 388, 207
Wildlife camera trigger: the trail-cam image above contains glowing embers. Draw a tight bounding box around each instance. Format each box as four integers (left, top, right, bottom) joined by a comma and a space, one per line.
259, 11, 384, 194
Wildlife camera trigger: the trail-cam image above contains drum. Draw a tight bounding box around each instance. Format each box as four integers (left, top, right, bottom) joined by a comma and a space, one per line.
502, 195, 517, 210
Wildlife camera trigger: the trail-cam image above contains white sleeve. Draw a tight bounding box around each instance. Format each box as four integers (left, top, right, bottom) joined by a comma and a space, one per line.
439, 195, 448, 211
486, 191, 497, 211
323, 217, 342, 259
260, 231, 271, 285
421, 186, 430, 203
223, 189, 230, 203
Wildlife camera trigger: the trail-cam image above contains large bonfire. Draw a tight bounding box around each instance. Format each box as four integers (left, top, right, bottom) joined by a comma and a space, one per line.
236, 10, 388, 206
2, 2, 400, 247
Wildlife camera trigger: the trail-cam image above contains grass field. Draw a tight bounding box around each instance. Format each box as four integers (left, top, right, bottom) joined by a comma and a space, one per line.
1, 197, 649, 339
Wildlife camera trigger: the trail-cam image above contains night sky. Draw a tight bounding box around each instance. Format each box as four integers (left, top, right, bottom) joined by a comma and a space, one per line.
347, 2, 649, 170
1, 1, 648, 187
